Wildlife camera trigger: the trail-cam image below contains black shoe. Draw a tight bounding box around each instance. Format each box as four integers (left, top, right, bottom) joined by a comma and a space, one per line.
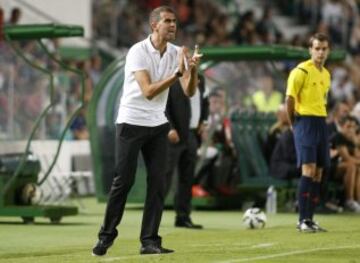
92, 239, 113, 256
296, 219, 327, 233
175, 218, 203, 229
140, 244, 174, 254
310, 221, 328, 232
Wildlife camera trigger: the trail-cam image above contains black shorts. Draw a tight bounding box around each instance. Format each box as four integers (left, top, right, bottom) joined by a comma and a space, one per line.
293, 116, 330, 168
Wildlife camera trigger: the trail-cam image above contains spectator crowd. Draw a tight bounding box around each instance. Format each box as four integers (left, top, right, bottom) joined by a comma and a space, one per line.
0, 6, 102, 140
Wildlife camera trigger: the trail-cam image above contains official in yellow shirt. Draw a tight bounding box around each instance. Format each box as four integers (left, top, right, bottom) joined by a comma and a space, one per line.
252, 75, 283, 112
286, 33, 331, 233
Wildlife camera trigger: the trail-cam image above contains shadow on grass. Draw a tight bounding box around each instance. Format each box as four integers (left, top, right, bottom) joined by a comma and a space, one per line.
0, 221, 90, 226
0, 248, 89, 260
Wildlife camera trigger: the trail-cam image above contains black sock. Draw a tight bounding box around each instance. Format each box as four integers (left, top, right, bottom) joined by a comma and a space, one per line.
298, 176, 312, 222
310, 181, 321, 220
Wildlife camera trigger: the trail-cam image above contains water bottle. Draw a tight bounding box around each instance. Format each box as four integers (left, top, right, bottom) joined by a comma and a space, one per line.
266, 185, 277, 214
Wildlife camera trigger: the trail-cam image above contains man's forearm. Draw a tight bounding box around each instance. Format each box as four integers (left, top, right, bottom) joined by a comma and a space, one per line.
182, 68, 198, 97
286, 96, 296, 126
136, 71, 179, 100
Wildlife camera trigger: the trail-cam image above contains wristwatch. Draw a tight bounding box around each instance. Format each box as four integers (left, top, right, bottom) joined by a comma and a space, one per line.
175, 69, 183, 78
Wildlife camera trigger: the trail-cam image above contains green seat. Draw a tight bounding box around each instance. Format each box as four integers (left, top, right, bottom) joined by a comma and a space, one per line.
231, 111, 299, 210
231, 111, 287, 188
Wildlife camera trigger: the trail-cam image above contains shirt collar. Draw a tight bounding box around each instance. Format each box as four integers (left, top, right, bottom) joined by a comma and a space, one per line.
146, 35, 170, 55
306, 59, 314, 66
146, 35, 158, 53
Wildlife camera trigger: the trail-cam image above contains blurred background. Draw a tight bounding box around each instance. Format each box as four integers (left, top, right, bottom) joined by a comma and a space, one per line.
1, 0, 360, 215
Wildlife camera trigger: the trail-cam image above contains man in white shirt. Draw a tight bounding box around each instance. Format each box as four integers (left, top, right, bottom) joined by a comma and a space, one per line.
92, 6, 201, 256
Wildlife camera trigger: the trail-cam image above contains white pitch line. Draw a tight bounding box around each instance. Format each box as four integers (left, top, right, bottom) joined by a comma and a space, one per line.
217, 244, 360, 263
190, 243, 275, 249
249, 243, 274, 249
100, 243, 276, 262
190, 243, 251, 247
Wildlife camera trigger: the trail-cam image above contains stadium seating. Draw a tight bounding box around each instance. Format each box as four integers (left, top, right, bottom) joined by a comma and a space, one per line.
230, 111, 297, 209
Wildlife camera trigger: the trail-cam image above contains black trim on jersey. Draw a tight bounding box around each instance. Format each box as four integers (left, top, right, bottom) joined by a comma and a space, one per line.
297, 67, 308, 74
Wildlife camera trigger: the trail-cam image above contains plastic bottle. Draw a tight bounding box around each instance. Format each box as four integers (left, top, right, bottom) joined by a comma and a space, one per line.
266, 185, 277, 214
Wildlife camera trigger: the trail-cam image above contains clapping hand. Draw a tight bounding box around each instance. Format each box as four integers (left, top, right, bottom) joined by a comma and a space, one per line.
178, 45, 203, 74
189, 44, 203, 69
190, 45, 203, 66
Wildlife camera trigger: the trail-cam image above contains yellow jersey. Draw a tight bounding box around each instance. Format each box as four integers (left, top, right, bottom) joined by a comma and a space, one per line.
286, 59, 331, 116
252, 90, 283, 112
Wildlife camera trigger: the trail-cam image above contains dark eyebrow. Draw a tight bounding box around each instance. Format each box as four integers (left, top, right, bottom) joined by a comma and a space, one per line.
164, 18, 176, 22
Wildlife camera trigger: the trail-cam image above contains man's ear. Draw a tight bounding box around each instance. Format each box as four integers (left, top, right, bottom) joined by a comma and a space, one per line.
150, 21, 157, 32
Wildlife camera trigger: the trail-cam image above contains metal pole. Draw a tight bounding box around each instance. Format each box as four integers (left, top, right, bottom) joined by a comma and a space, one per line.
7, 64, 15, 139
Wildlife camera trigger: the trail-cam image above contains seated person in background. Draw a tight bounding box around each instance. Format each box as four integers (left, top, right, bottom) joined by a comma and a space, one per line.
330, 115, 360, 212
327, 101, 350, 139
264, 103, 290, 164
70, 107, 89, 140
195, 89, 237, 195
45, 112, 62, 139
321, 102, 350, 212
321, 142, 343, 213
269, 128, 300, 181
251, 74, 283, 113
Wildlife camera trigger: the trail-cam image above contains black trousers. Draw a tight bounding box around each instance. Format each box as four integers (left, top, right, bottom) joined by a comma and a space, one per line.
165, 130, 198, 218
98, 122, 170, 246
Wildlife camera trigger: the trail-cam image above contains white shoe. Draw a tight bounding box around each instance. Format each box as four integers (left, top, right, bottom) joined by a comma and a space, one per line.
297, 219, 316, 233
345, 200, 360, 213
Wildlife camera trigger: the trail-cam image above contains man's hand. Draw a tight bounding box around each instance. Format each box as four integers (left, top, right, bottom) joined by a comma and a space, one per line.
330, 148, 339, 158
168, 129, 180, 144
178, 45, 203, 74
189, 45, 203, 70
197, 122, 207, 136
178, 45, 202, 97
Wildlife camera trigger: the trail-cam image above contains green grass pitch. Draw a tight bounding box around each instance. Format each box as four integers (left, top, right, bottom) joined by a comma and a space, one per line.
0, 198, 360, 263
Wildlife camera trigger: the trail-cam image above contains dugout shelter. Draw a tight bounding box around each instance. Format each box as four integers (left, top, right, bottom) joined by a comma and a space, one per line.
88, 45, 345, 208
